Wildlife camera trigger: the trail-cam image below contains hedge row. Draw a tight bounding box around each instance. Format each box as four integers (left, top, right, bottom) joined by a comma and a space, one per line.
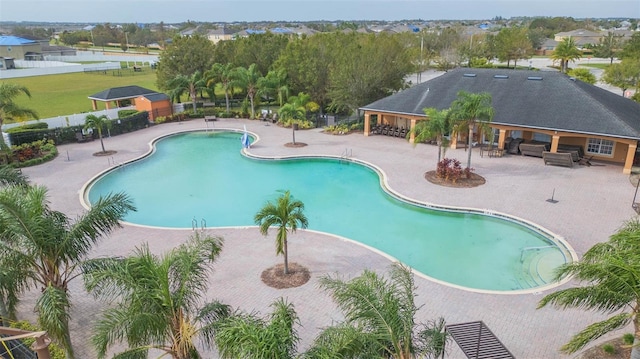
8, 112, 150, 146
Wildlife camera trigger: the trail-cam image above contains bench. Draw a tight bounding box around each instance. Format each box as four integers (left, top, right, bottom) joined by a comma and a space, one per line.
204, 115, 217, 122
542, 151, 574, 168
133, 66, 142, 72
519, 143, 550, 158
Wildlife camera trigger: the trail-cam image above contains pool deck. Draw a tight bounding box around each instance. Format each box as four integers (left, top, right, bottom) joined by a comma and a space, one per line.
19, 118, 637, 358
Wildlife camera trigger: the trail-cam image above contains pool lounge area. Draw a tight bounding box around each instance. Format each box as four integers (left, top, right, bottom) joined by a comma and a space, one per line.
21, 118, 637, 358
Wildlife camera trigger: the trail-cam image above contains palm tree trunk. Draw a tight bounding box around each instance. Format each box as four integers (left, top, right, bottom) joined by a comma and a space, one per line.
249, 95, 255, 120
224, 89, 230, 114
98, 129, 105, 152
191, 92, 197, 112
283, 239, 289, 275
466, 125, 473, 172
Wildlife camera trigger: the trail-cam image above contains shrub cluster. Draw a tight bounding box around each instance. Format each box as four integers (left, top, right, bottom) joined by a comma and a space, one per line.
8, 112, 150, 146
279, 118, 314, 129
324, 121, 363, 135
9, 139, 58, 168
436, 158, 475, 182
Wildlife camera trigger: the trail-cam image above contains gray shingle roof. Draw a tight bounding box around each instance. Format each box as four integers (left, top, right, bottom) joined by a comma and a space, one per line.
88, 86, 158, 101
361, 68, 640, 140
140, 93, 169, 102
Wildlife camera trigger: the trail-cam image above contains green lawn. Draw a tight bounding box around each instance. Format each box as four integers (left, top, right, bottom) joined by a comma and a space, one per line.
2, 70, 160, 120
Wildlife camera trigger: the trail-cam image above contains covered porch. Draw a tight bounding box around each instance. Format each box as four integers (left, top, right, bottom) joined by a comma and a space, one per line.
363, 108, 637, 174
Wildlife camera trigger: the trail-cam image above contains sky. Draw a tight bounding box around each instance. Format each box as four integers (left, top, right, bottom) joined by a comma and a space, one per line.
1, 0, 639, 24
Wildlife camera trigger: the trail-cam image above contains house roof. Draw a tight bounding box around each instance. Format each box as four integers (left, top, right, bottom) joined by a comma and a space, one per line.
208, 27, 236, 36
139, 93, 169, 102
361, 68, 640, 140
0, 36, 37, 46
555, 29, 602, 38
88, 86, 159, 101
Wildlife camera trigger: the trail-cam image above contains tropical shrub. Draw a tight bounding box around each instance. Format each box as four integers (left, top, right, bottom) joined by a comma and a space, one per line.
623, 333, 635, 345
117, 109, 139, 118
602, 343, 615, 354
10, 140, 57, 167
280, 118, 314, 129
154, 116, 167, 124
436, 158, 474, 182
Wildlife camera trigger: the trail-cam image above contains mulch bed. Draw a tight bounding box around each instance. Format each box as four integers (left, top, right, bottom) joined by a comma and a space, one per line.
284, 142, 307, 148
424, 170, 486, 188
261, 262, 310, 289
93, 150, 117, 157
576, 337, 631, 359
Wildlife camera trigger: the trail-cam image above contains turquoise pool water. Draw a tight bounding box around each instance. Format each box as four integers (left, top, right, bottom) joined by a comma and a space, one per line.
87, 131, 571, 291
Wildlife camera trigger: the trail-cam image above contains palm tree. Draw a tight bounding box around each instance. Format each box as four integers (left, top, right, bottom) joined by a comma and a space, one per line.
212, 298, 300, 359
168, 70, 208, 113
538, 218, 640, 359
278, 103, 306, 123
254, 190, 308, 275
306, 263, 448, 359
84, 114, 109, 153
82, 232, 227, 359
0, 184, 135, 358
232, 64, 263, 119
206, 63, 235, 114
552, 37, 582, 73
448, 91, 494, 173
411, 108, 450, 166
0, 165, 28, 187
0, 83, 39, 146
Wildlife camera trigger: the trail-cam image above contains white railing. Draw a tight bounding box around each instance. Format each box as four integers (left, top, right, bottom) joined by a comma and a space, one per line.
1, 107, 134, 131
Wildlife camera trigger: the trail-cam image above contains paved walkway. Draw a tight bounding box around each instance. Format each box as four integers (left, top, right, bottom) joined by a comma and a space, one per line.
19, 118, 637, 358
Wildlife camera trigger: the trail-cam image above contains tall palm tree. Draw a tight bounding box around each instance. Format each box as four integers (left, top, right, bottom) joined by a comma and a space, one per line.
0, 185, 135, 359
82, 232, 227, 359
306, 263, 448, 359
213, 298, 300, 359
168, 70, 208, 113
448, 91, 494, 173
254, 190, 308, 275
84, 114, 109, 153
538, 218, 640, 359
232, 64, 263, 119
411, 108, 451, 166
206, 63, 235, 114
0, 83, 39, 146
552, 37, 582, 73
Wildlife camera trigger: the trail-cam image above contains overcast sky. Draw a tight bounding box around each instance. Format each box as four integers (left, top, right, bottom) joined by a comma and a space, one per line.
1, 0, 638, 23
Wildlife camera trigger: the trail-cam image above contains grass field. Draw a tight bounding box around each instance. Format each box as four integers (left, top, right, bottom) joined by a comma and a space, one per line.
2, 70, 160, 120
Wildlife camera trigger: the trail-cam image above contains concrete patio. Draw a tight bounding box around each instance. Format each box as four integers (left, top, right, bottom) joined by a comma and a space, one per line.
18, 117, 638, 358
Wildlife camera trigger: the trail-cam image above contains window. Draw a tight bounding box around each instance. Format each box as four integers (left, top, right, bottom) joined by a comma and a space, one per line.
533, 133, 551, 143
586, 138, 614, 156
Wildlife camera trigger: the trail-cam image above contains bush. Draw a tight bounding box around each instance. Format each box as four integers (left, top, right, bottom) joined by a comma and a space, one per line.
436, 158, 466, 183
280, 118, 314, 129
5, 122, 48, 133
10, 139, 57, 168
7, 320, 66, 359
117, 109, 139, 118
155, 116, 167, 124
623, 333, 635, 345
602, 343, 616, 354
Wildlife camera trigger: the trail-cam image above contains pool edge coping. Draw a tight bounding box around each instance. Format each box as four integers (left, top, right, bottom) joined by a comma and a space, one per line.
79, 127, 578, 296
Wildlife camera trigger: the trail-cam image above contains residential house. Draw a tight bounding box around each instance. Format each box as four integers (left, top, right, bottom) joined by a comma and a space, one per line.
0, 35, 43, 61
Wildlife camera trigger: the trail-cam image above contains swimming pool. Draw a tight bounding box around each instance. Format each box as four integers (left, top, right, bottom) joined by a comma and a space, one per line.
86, 130, 575, 292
